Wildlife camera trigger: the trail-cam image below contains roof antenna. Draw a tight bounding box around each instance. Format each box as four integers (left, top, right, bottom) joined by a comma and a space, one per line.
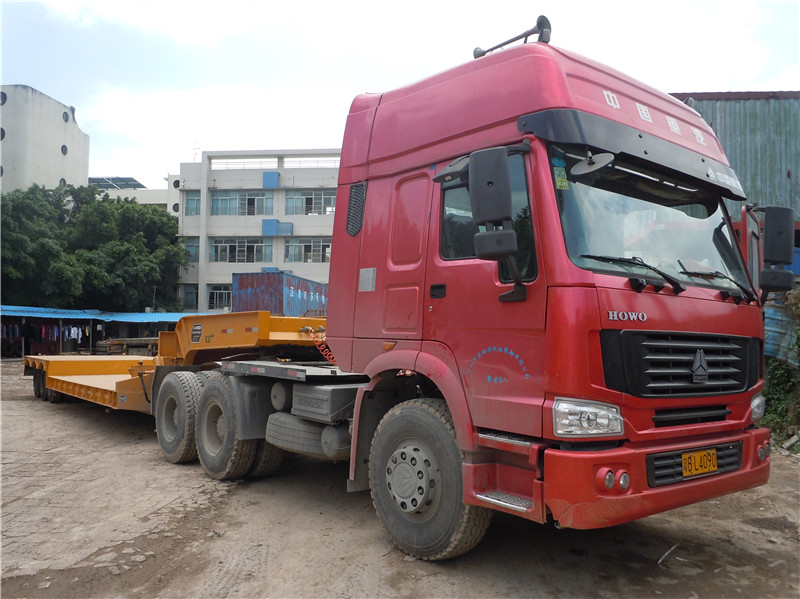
474, 15, 551, 59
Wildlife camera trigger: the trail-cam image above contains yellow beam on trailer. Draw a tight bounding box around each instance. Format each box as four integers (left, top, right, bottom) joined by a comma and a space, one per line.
24, 310, 327, 412
156, 311, 326, 366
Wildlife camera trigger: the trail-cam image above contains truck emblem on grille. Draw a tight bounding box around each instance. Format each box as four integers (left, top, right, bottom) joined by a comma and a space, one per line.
607, 311, 648, 322
692, 349, 709, 383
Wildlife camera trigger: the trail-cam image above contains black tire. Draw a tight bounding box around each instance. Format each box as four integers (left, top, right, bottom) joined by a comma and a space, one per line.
155, 371, 201, 464
44, 386, 63, 404
197, 370, 224, 386
196, 376, 257, 480
369, 398, 492, 560
247, 439, 285, 478
33, 370, 45, 399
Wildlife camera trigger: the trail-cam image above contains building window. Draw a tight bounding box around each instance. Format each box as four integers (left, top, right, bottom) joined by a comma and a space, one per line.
285, 189, 336, 215
182, 284, 198, 310
208, 284, 231, 310
185, 192, 201, 216
184, 237, 199, 262
209, 237, 272, 263
211, 191, 273, 216
284, 236, 332, 263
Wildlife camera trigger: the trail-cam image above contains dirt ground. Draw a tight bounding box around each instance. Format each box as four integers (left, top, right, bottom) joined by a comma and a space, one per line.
1, 358, 798, 599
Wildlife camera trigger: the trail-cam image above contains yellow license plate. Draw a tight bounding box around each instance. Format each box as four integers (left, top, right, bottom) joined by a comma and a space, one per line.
682, 448, 718, 478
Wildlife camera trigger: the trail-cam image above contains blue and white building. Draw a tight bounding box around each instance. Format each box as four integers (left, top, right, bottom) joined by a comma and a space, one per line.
176, 149, 340, 311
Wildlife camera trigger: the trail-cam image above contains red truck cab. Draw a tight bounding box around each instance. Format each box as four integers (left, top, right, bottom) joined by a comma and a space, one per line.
326, 20, 792, 559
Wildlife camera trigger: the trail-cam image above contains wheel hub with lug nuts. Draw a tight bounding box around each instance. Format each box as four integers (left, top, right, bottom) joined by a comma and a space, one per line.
385, 444, 437, 513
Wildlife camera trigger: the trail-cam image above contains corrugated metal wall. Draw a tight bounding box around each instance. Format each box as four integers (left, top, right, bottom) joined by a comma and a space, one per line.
674, 93, 799, 221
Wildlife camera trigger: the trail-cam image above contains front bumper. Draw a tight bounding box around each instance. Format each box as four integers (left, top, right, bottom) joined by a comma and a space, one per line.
543, 427, 770, 529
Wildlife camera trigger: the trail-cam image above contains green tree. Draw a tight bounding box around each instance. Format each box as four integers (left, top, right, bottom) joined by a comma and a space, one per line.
1, 185, 186, 311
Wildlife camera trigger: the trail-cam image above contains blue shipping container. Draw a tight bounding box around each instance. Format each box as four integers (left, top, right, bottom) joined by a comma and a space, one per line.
232, 272, 328, 317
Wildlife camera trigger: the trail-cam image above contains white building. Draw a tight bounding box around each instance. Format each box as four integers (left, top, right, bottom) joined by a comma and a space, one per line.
177, 149, 339, 312
0, 85, 90, 192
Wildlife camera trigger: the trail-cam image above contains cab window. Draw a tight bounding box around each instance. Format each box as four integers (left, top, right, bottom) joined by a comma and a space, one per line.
440, 153, 537, 282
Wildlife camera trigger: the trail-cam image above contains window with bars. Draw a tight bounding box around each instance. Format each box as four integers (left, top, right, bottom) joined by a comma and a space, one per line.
208, 284, 231, 310
285, 189, 336, 215
211, 191, 274, 216
209, 237, 273, 263
184, 237, 199, 262
185, 192, 201, 216
284, 236, 332, 263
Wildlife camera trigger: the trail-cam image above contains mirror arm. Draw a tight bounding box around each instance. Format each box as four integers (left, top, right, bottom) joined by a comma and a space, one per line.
499, 255, 527, 302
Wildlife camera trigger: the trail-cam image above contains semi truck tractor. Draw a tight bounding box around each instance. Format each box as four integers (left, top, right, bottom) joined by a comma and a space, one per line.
25, 17, 796, 560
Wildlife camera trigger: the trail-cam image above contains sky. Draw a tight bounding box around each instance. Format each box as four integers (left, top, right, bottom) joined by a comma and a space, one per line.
2, 0, 799, 190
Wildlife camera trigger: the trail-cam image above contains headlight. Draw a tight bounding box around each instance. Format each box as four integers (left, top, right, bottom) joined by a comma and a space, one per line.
553, 398, 624, 437
750, 392, 766, 422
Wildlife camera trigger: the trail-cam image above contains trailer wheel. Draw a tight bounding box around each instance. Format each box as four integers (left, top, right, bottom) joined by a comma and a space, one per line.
44, 386, 64, 403
155, 371, 201, 464
247, 439, 285, 478
33, 369, 45, 399
196, 377, 256, 480
369, 398, 492, 560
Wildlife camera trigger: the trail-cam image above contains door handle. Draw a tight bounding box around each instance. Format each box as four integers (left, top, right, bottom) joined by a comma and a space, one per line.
430, 284, 446, 299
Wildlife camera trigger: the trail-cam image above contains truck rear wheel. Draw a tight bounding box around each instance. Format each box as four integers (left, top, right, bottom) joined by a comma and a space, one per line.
368, 398, 492, 560
247, 439, 285, 478
155, 371, 201, 464
196, 377, 256, 480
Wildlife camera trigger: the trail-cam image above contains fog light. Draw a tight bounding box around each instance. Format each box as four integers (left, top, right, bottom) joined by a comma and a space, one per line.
750, 393, 766, 422
604, 470, 615, 489
619, 471, 630, 490
765, 443, 772, 457
758, 447, 766, 461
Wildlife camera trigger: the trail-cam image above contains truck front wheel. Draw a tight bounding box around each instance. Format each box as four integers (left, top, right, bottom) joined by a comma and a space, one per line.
369, 398, 492, 560
196, 377, 256, 480
155, 371, 201, 464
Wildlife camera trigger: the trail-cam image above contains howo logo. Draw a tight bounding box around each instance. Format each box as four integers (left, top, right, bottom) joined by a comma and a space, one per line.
607, 311, 648, 322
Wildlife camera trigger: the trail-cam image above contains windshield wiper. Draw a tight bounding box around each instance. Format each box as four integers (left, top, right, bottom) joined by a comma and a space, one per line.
582, 254, 685, 294
678, 264, 756, 302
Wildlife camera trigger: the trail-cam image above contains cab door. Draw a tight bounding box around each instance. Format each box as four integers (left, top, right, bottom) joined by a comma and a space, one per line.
422, 152, 548, 437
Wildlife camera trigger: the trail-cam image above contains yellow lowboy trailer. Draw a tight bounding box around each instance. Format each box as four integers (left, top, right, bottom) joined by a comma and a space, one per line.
24, 311, 327, 413
23, 308, 365, 493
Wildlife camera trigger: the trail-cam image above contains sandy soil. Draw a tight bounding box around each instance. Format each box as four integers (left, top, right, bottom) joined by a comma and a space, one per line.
2, 358, 798, 598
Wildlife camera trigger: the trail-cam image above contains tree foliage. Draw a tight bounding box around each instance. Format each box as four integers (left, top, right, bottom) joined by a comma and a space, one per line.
1, 184, 186, 311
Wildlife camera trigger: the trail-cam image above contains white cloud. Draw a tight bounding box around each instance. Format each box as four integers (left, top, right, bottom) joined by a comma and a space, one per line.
81, 82, 351, 186
44, 0, 275, 48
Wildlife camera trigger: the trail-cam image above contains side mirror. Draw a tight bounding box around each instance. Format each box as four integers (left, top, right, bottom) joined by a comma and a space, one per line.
759, 206, 795, 293
762, 206, 794, 266
468, 147, 526, 302
469, 147, 513, 228
474, 229, 518, 261
759, 268, 795, 293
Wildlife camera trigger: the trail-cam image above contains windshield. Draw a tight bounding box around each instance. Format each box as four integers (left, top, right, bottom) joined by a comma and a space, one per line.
550, 144, 751, 296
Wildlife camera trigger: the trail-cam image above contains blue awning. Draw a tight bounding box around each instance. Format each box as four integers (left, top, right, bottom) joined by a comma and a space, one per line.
1, 305, 210, 323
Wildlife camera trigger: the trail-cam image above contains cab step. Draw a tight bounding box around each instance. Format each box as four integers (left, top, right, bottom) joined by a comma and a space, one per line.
476, 491, 534, 513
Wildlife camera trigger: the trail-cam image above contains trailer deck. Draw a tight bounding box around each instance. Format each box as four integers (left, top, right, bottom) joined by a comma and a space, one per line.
24, 311, 329, 413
